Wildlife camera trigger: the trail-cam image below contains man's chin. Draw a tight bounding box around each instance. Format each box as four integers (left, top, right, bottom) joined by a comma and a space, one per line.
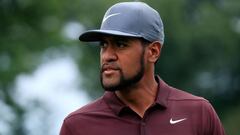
104, 88, 118, 92
101, 74, 121, 91
102, 82, 120, 92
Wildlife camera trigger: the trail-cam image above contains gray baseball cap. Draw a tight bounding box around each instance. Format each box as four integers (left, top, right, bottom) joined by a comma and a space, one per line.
79, 2, 164, 45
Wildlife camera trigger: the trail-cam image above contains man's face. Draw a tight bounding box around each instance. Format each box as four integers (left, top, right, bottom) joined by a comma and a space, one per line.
100, 36, 146, 91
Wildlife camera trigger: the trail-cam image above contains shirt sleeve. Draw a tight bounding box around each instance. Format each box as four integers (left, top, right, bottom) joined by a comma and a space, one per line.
60, 120, 73, 135
202, 101, 226, 135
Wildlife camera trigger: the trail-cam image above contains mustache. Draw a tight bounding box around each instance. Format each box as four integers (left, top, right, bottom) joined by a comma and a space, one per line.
101, 62, 121, 73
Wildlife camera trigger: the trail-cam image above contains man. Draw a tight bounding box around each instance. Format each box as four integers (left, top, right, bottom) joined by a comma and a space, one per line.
60, 2, 226, 135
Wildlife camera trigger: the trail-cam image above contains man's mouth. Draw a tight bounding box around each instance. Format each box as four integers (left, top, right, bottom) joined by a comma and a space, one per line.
101, 64, 120, 74
103, 69, 117, 75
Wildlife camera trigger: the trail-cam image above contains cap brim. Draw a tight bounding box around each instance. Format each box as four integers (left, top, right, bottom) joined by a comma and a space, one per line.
79, 29, 142, 42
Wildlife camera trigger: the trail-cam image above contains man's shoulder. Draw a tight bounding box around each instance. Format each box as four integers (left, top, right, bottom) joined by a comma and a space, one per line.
157, 77, 208, 103
167, 86, 212, 112
168, 86, 207, 102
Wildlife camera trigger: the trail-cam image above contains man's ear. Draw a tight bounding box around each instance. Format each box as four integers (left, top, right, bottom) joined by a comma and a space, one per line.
147, 41, 162, 63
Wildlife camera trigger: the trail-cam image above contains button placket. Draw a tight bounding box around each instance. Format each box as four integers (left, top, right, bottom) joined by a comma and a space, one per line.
140, 120, 146, 135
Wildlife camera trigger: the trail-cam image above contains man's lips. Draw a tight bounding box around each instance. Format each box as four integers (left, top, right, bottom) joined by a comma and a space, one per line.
101, 64, 120, 73
102, 69, 118, 75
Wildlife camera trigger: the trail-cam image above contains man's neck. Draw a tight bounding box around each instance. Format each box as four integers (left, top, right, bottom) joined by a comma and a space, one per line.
115, 75, 158, 118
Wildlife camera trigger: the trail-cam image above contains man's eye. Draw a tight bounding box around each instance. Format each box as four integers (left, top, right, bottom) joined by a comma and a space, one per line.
99, 41, 107, 48
116, 42, 127, 48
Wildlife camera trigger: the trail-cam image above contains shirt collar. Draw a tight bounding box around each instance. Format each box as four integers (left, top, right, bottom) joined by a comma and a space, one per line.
103, 75, 171, 116
154, 75, 171, 108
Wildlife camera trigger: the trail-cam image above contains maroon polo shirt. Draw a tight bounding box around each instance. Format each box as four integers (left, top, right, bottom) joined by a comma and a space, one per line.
60, 76, 225, 135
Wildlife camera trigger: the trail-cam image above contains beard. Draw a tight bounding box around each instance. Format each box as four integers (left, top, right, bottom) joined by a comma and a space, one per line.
100, 49, 145, 92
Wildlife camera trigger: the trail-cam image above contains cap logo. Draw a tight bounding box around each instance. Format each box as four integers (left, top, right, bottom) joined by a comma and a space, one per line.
102, 13, 121, 24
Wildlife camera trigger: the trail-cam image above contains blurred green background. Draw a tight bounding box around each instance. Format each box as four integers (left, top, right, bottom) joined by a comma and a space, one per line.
0, 0, 239, 135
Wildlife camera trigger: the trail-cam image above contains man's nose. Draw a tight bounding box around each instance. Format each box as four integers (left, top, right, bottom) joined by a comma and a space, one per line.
101, 45, 118, 63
